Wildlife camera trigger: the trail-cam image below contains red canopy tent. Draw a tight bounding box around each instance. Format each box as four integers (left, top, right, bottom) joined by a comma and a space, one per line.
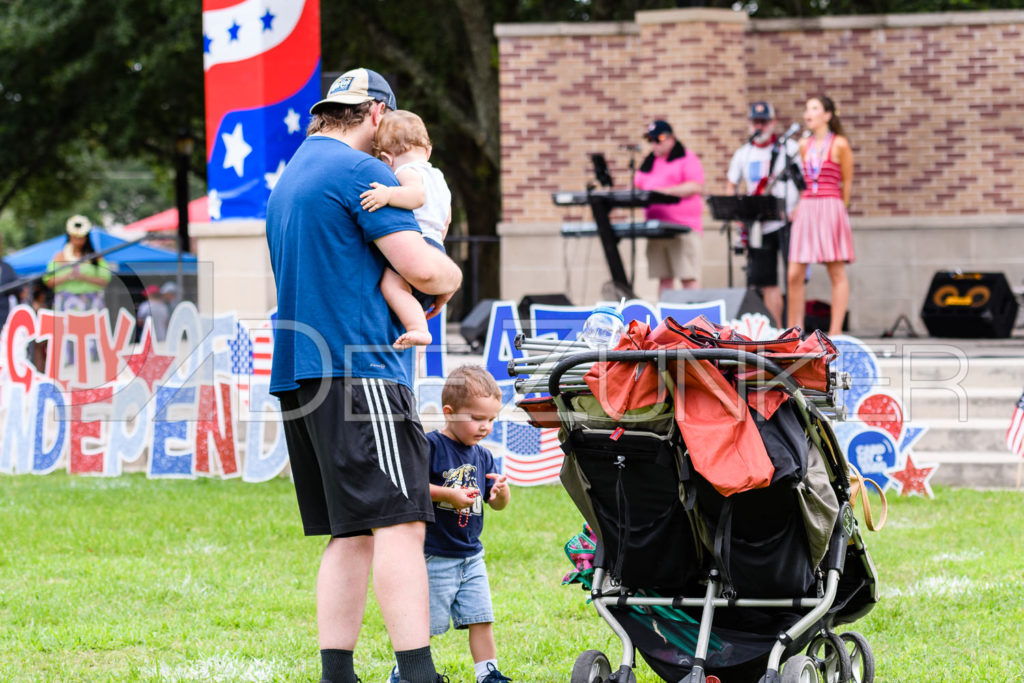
122, 196, 209, 232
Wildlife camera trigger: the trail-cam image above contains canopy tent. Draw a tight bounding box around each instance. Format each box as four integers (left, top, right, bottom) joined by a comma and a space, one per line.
5, 228, 197, 278
122, 196, 209, 233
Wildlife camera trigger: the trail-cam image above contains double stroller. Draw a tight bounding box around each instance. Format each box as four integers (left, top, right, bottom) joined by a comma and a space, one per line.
512, 316, 879, 683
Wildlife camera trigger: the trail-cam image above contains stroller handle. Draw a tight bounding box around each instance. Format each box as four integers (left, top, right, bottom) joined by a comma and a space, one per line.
546, 348, 801, 398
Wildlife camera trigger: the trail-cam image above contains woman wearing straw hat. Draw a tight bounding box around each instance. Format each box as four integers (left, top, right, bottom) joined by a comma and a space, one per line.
43, 215, 112, 365
42, 214, 112, 314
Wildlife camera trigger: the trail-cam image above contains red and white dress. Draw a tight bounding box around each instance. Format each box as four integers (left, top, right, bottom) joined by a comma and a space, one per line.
789, 135, 854, 264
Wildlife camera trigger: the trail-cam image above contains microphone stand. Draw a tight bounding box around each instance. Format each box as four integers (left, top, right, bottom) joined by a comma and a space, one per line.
774, 135, 804, 325
726, 130, 761, 288
628, 149, 638, 291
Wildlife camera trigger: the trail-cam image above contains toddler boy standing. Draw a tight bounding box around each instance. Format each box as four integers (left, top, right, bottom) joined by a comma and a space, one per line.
389, 365, 512, 683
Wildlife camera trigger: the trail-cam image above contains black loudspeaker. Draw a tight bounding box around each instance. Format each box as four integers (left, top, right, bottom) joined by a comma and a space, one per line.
518, 293, 573, 335
460, 299, 497, 351
660, 287, 776, 326
920, 271, 1019, 338
804, 299, 849, 335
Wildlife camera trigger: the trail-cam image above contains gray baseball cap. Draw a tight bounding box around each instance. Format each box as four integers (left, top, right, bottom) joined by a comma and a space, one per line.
310, 68, 397, 114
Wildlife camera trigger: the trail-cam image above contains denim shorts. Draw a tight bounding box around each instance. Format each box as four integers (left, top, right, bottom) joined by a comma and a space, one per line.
425, 550, 494, 635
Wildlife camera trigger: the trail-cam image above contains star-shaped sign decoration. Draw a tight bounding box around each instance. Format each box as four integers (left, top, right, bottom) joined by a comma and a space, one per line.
203, 33, 213, 54
228, 21, 241, 42
283, 108, 301, 134
889, 454, 938, 498
221, 122, 252, 178
120, 323, 176, 392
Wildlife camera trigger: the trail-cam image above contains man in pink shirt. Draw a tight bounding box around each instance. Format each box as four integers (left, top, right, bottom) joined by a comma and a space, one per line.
633, 119, 706, 292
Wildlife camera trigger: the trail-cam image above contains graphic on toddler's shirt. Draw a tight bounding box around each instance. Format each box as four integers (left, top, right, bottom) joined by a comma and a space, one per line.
438, 464, 483, 517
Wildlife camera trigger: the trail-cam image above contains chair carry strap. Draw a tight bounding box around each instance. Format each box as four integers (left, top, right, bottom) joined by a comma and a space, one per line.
847, 463, 888, 532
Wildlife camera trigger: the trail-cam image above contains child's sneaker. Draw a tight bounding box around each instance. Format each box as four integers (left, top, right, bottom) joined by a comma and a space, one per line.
479, 663, 512, 683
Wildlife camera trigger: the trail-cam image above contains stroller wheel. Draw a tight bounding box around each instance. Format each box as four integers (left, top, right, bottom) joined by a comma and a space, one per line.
839, 632, 875, 683
807, 631, 851, 683
781, 654, 819, 683
571, 649, 612, 683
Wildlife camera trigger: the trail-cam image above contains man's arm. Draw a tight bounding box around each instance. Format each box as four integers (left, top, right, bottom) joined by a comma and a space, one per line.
376, 230, 462, 297
658, 180, 705, 198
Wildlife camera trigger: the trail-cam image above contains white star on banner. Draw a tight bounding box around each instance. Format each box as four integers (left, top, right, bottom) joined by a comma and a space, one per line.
208, 190, 223, 220
283, 108, 301, 134
221, 122, 252, 177
264, 160, 286, 190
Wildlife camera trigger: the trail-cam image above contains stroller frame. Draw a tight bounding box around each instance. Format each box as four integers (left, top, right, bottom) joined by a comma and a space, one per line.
511, 336, 877, 683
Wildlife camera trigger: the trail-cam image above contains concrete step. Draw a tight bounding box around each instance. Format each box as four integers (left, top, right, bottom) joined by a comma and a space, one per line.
912, 452, 1024, 489
874, 356, 1024, 391
911, 418, 1014, 453
900, 387, 1022, 422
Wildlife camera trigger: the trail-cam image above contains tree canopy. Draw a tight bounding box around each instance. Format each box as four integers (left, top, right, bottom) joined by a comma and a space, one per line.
2, 0, 1020, 290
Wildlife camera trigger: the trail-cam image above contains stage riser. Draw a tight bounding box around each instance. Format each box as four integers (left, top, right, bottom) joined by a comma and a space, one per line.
911, 422, 1017, 454
929, 462, 1024, 489
899, 390, 1024, 422
868, 347, 1024, 489
874, 357, 1024, 391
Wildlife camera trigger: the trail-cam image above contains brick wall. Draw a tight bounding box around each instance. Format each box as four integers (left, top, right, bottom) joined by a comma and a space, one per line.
748, 14, 1024, 217
495, 9, 1024, 332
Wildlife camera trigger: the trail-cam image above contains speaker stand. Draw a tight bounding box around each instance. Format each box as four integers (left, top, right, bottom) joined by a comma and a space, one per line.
881, 313, 918, 338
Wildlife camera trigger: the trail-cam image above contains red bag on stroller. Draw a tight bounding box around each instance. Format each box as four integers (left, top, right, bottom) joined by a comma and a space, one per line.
582, 315, 838, 498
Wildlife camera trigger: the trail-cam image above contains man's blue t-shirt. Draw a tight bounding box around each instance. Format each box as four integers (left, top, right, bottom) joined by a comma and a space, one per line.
266, 136, 422, 393
423, 430, 498, 558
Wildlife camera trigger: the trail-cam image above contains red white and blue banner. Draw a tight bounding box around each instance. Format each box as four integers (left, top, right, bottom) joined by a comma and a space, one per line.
202, 0, 321, 220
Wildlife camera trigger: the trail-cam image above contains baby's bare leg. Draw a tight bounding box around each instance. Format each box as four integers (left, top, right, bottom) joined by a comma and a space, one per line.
380, 268, 432, 349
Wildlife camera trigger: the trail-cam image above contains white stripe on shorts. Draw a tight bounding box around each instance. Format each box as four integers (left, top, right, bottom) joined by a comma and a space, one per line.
362, 379, 409, 498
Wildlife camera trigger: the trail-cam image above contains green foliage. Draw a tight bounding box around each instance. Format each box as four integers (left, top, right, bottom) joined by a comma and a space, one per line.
0, 475, 1022, 681
2, 0, 1022, 261
0, 0, 205, 244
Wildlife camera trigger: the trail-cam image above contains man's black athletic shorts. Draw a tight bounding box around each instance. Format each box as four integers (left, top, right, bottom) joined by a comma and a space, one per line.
278, 377, 434, 537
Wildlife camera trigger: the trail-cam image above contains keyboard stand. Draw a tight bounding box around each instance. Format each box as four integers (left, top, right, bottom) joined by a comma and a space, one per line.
588, 190, 635, 299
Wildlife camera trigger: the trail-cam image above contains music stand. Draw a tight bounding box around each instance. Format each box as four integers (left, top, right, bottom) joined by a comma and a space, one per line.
590, 153, 613, 188
707, 195, 786, 287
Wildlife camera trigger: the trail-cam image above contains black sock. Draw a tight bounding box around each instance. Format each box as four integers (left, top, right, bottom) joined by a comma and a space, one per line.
320, 648, 356, 683
395, 645, 437, 683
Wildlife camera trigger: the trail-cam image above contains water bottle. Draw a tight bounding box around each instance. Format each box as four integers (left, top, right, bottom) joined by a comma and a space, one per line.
580, 306, 625, 349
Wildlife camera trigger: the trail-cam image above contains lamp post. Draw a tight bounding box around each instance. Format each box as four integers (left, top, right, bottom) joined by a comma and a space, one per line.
175, 129, 195, 254
175, 129, 195, 300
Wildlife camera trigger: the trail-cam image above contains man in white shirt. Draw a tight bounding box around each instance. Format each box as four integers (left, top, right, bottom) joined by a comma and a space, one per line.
726, 101, 803, 327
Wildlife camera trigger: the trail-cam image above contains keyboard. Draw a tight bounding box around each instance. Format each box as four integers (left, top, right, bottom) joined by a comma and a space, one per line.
561, 220, 690, 239
551, 188, 680, 208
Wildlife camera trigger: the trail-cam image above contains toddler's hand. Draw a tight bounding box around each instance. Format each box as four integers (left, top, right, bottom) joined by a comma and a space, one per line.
486, 473, 509, 501
451, 487, 479, 509
359, 182, 392, 212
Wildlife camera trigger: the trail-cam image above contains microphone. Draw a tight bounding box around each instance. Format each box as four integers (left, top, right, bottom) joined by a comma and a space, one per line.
777, 122, 802, 143
620, 144, 642, 152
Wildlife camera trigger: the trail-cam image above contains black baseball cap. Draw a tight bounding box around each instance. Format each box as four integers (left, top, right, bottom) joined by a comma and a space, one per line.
643, 120, 673, 141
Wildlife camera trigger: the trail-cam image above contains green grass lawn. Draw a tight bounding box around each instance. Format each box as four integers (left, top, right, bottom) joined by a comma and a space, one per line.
1, 474, 1022, 682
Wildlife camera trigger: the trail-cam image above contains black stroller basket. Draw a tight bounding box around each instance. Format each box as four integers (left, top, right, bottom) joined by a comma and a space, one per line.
522, 346, 878, 683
